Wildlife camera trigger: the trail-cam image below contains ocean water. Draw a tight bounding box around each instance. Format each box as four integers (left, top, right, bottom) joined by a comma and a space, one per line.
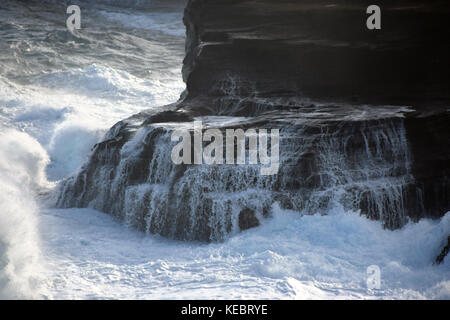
0, 0, 448, 299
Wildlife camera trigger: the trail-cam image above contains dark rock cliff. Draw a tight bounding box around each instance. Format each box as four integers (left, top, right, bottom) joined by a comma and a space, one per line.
55, 0, 450, 241
182, 0, 450, 110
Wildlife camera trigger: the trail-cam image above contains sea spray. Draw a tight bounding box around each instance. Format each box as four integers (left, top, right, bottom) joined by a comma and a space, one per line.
0, 128, 49, 298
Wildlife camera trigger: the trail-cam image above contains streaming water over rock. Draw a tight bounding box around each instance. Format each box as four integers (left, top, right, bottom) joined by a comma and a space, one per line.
56, 109, 417, 241
55, 0, 450, 242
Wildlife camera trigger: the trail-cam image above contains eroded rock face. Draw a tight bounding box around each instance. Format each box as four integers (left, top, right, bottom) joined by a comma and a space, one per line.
182, 0, 450, 111
55, 0, 450, 241
404, 113, 450, 220
55, 109, 439, 240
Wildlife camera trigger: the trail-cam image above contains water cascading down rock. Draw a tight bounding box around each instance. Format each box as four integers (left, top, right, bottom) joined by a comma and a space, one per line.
56, 0, 450, 241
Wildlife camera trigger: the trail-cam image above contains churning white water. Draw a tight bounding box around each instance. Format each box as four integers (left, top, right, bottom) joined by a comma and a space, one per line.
0, 0, 448, 299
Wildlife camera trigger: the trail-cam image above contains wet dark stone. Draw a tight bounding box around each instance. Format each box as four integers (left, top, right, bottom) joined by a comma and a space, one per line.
143, 110, 193, 126
183, 0, 450, 111
55, 0, 450, 241
404, 113, 450, 221
238, 208, 260, 231
435, 236, 450, 265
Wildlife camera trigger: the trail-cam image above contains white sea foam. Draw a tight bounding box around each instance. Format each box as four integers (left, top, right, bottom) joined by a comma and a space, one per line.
0, 64, 184, 181
0, 129, 49, 299
0, 3, 186, 298
98, 10, 185, 36
39, 206, 450, 299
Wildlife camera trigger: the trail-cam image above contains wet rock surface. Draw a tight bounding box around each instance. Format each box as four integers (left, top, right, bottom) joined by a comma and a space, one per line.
182, 0, 450, 110
435, 236, 450, 265
56, 0, 450, 241
238, 208, 260, 231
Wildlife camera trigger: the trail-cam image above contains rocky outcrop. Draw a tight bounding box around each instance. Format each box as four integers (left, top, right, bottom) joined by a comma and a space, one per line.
55, 0, 450, 241
435, 236, 450, 265
404, 113, 450, 220
182, 0, 450, 111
